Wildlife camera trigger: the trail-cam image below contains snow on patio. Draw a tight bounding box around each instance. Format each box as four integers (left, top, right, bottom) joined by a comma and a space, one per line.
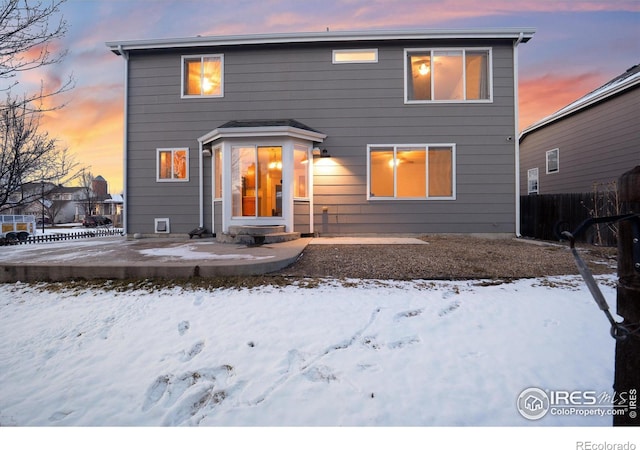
137, 243, 275, 261
0, 274, 622, 432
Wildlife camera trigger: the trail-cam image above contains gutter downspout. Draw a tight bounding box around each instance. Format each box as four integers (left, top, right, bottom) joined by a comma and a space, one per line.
118, 45, 129, 235
198, 140, 204, 228
309, 147, 314, 235
513, 32, 524, 238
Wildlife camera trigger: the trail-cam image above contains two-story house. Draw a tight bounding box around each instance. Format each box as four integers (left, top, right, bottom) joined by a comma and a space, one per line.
106, 28, 534, 238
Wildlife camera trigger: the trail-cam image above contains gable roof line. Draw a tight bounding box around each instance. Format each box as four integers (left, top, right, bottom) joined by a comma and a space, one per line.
106, 28, 535, 54
520, 63, 640, 141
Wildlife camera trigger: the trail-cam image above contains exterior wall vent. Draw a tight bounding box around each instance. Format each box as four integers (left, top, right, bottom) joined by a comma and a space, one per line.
154, 218, 170, 233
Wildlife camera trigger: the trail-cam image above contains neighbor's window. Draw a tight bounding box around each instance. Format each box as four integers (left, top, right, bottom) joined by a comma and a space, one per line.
405, 48, 490, 102
157, 148, 189, 181
528, 168, 539, 194
368, 144, 455, 199
182, 55, 223, 97
546, 148, 559, 174
332, 49, 378, 64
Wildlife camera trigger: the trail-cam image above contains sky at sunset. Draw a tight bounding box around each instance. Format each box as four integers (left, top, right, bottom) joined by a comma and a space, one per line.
12, 0, 640, 194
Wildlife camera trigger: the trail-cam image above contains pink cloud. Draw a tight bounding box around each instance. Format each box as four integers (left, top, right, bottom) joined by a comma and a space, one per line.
489, 0, 640, 12
518, 72, 604, 130
40, 84, 124, 193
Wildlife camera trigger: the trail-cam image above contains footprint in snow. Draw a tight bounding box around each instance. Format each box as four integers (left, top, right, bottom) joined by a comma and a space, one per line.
178, 321, 190, 336
441, 289, 459, 299
142, 375, 171, 412
99, 315, 116, 339
438, 302, 460, 317
388, 335, 421, 349
162, 385, 227, 426
361, 335, 381, 350
393, 309, 423, 321
142, 365, 234, 414
304, 365, 338, 383
48, 410, 73, 422
179, 341, 205, 362
163, 378, 247, 427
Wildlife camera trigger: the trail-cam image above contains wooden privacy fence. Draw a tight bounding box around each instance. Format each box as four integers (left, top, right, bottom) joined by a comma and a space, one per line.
520, 191, 620, 246
2, 228, 123, 246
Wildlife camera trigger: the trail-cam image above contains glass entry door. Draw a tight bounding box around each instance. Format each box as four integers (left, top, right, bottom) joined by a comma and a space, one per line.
231, 145, 282, 217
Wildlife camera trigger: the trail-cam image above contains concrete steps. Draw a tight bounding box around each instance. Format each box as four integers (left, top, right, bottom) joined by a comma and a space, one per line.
217, 225, 300, 245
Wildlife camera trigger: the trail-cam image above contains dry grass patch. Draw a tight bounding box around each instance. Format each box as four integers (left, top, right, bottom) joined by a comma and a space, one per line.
276, 236, 617, 280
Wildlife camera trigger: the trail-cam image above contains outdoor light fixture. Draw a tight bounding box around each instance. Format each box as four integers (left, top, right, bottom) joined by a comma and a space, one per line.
312, 148, 330, 158
202, 148, 212, 157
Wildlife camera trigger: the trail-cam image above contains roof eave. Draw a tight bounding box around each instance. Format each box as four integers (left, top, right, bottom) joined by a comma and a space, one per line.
199, 126, 327, 144
106, 28, 535, 54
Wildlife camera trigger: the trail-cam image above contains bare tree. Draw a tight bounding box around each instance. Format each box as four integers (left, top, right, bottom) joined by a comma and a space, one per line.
1, 0, 73, 113
43, 194, 61, 224
0, 0, 82, 212
0, 98, 80, 211
78, 169, 98, 216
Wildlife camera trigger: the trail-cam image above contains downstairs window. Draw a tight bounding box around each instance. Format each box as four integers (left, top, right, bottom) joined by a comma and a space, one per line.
368, 144, 455, 200
157, 148, 189, 182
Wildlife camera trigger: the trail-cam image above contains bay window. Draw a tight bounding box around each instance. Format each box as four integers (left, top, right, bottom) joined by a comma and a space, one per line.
214, 146, 222, 199
231, 146, 283, 217
293, 145, 309, 199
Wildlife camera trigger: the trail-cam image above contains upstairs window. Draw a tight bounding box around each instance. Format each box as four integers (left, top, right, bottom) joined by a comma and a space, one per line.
332, 49, 378, 64
182, 55, 223, 97
405, 48, 491, 102
546, 148, 559, 174
157, 148, 189, 182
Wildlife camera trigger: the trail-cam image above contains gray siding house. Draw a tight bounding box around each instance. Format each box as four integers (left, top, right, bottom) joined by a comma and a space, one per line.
107, 28, 534, 237
520, 63, 640, 196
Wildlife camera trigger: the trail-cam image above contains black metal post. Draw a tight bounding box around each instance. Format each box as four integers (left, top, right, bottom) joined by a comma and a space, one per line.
614, 165, 640, 426
41, 181, 45, 234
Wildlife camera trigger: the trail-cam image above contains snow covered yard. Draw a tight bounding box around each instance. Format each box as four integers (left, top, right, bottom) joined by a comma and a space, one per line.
0, 275, 623, 434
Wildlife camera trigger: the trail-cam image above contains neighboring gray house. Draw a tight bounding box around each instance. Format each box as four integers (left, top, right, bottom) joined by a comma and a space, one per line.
106, 28, 535, 237
520, 63, 640, 196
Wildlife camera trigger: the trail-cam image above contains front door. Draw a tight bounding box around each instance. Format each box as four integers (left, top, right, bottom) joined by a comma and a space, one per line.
231, 145, 282, 218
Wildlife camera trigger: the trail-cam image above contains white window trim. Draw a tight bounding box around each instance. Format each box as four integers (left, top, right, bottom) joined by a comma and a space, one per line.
546, 148, 559, 174
404, 47, 493, 104
181, 54, 224, 99
527, 168, 539, 194
332, 49, 378, 64
156, 147, 190, 182
366, 143, 457, 201
293, 144, 311, 201
213, 145, 223, 201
